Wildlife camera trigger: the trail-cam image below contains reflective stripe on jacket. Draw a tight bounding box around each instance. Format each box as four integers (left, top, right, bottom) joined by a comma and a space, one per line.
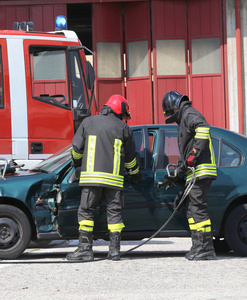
72, 108, 139, 189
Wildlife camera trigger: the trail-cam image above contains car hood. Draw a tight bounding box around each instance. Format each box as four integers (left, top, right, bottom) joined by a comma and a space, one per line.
0, 171, 57, 202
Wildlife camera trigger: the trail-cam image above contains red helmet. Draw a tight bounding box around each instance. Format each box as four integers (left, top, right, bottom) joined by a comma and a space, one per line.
104, 94, 131, 120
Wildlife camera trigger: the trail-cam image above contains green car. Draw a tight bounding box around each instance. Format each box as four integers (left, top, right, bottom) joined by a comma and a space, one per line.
1, 125, 247, 259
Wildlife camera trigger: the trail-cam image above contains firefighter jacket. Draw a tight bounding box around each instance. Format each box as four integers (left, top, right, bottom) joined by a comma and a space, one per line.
176, 101, 217, 183
72, 107, 139, 190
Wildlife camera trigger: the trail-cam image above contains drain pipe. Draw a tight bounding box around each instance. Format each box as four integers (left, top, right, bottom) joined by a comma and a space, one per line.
235, 0, 244, 134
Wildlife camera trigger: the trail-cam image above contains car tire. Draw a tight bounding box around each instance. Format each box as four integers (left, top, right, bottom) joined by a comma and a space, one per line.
213, 237, 231, 253
224, 204, 247, 256
0, 204, 31, 259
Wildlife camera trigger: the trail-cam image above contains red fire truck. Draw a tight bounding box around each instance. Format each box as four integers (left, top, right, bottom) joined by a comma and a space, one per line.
0, 17, 97, 169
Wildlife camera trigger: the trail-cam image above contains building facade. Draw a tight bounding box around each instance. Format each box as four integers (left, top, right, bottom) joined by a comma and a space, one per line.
0, 0, 246, 134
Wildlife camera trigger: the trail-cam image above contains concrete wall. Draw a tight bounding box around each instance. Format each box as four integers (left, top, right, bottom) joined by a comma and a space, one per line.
242, 0, 247, 133
226, 0, 247, 134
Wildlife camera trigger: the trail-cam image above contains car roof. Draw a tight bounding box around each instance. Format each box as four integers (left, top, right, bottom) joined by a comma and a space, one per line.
130, 124, 247, 150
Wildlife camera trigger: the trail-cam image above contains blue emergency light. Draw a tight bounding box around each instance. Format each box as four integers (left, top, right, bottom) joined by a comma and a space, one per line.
55, 16, 67, 31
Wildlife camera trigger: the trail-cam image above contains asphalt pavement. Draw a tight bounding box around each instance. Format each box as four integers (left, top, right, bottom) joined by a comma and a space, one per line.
1, 238, 247, 300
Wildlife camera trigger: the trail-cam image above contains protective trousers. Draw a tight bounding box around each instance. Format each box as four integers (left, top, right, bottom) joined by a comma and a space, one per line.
78, 186, 125, 233
185, 178, 216, 260
185, 178, 212, 230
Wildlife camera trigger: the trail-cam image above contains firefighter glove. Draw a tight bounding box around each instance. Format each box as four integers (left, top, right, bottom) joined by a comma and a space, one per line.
128, 172, 145, 184
71, 158, 81, 168
176, 162, 188, 178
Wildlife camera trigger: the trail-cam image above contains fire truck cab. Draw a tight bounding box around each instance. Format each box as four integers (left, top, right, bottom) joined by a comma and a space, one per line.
0, 17, 96, 169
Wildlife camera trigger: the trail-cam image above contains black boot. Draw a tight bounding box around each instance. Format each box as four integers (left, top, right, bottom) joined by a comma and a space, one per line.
185, 230, 200, 259
66, 230, 94, 261
186, 231, 216, 261
108, 231, 121, 261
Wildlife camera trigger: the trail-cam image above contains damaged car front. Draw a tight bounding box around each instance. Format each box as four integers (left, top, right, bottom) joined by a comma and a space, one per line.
0, 146, 72, 259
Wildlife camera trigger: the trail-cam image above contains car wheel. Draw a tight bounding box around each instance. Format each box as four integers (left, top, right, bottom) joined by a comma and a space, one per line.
213, 237, 231, 253
224, 204, 247, 256
0, 205, 31, 259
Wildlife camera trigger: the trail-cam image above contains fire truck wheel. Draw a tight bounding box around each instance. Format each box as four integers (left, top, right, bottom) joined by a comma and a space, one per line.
0, 204, 31, 260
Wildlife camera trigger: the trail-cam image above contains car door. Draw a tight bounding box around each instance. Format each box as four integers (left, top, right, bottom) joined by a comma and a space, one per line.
55, 127, 157, 236
54, 167, 81, 237
94, 126, 157, 233
206, 134, 244, 232
119, 127, 156, 232
154, 127, 189, 232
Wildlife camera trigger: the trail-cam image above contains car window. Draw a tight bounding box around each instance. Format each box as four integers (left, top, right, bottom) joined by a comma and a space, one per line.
212, 136, 219, 166
148, 130, 157, 168
156, 130, 180, 170
133, 130, 145, 169
220, 141, 241, 167
164, 131, 180, 165
133, 128, 152, 170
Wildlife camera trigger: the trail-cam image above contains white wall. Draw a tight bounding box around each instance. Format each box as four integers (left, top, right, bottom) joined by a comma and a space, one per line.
226, 0, 247, 134
241, 0, 247, 133
226, 0, 239, 133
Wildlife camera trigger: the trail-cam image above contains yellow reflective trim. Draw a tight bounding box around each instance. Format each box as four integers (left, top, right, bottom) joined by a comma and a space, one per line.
204, 226, 211, 233
190, 224, 197, 230
197, 226, 211, 233
186, 170, 217, 181
196, 219, 211, 232
79, 220, 94, 226
209, 134, 216, 165
128, 167, 139, 175
108, 222, 125, 232
188, 218, 196, 230
80, 178, 124, 188
80, 172, 124, 187
72, 149, 83, 160
188, 218, 195, 224
81, 171, 123, 179
186, 163, 217, 182
195, 127, 210, 134
195, 134, 209, 139
79, 225, 94, 231
78, 220, 94, 231
87, 135, 96, 172
124, 157, 137, 169
113, 139, 122, 175
195, 127, 210, 139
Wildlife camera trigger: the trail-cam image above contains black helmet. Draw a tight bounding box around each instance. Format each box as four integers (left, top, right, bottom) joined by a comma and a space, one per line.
162, 91, 189, 117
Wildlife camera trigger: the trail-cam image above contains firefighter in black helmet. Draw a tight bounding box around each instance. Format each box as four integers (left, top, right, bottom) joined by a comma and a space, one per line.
162, 90, 217, 260
66, 94, 143, 261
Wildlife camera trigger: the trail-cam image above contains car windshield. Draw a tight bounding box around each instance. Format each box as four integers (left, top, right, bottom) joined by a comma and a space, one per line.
33, 145, 72, 173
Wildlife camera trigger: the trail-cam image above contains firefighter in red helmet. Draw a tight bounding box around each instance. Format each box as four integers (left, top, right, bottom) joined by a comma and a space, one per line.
66, 94, 143, 261
162, 91, 217, 260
